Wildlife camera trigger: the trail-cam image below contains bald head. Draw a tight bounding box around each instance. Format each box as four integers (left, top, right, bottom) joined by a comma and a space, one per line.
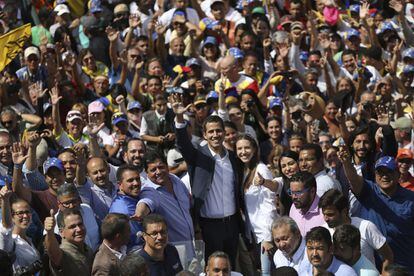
220, 55, 239, 81
220, 55, 236, 70
87, 157, 110, 187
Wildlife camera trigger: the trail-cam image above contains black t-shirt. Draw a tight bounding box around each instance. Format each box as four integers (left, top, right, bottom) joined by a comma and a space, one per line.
138, 244, 183, 276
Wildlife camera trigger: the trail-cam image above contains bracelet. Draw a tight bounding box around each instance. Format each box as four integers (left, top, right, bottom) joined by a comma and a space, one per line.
14, 164, 22, 170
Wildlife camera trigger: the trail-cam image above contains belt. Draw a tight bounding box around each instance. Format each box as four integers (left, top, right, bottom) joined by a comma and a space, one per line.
200, 213, 237, 223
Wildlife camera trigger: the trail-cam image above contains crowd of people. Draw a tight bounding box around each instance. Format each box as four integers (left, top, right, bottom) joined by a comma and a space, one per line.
0, 0, 414, 275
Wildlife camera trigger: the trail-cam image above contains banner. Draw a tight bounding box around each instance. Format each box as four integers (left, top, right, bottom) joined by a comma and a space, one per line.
0, 23, 31, 72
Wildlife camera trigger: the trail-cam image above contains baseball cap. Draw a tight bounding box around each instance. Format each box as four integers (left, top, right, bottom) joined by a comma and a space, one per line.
397, 148, 414, 160
127, 101, 142, 111
81, 15, 99, 29
206, 91, 218, 104
403, 64, 414, 74
300, 51, 309, 61
43, 157, 64, 174
375, 156, 397, 171
291, 21, 304, 30
203, 36, 218, 47
89, 0, 103, 13
402, 48, 414, 60
280, 15, 292, 26
43, 103, 52, 113
228, 47, 244, 59
346, 29, 360, 40
349, 4, 360, 14
269, 97, 283, 109
114, 3, 129, 15
66, 110, 83, 122
88, 101, 105, 114
378, 21, 395, 34
392, 117, 412, 129
194, 95, 207, 106
112, 112, 128, 125
186, 58, 201, 67
252, 7, 265, 15
172, 10, 186, 24
24, 46, 40, 60
54, 4, 70, 16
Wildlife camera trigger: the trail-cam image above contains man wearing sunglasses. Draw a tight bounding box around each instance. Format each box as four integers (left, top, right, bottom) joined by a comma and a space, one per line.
288, 171, 325, 237
339, 152, 414, 273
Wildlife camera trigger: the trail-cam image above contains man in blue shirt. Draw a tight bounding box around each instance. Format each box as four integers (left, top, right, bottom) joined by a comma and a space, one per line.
340, 152, 414, 273
109, 164, 142, 249
134, 151, 194, 263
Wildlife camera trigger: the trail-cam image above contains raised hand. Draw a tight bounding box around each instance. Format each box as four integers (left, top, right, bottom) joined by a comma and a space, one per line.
162, 75, 172, 88
375, 104, 390, 126
155, 22, 167, 35
44, 209, 56, 233
129, 14, 141, 29
0, 185, 12, 201
27, 131, 42, 148
169, 93, 187, 115
337, 143, 351, 163
73, 143, 87, 164
11, 142, 28, 165
106, 26, 119, 42
389, 0, 404, 14
115, 95, 125, 105
263, 38, 272, 49
360, 1, 370, 20
254, 172, 265, 186
49, 86, 62, 105
87, 122, 105, 136
29, 82, 48, 98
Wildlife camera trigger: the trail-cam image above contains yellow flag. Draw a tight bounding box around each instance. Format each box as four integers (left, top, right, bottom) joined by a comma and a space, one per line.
0, 23, 31, 72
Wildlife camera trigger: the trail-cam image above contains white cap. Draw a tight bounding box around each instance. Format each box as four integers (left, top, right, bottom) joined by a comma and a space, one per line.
24, 46, 40, 60
54, 4, 70, 16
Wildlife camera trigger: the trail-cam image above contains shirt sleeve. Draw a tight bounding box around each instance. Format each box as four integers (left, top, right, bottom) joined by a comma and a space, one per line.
0, 225, 14, 253
365, 220, 387, 250
138, 188, 159, 213
140, 116, 149, 135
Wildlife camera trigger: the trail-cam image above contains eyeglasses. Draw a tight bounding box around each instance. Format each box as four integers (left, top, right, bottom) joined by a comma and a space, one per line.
0, 145, 12, 151
58, 198, 80, 208
144, 230, 168, 239
195, 104, 207, 110
398, 158, 412, 164
287, 187, 311, 197
1, 121, 13, 125
12, 210, 31, 217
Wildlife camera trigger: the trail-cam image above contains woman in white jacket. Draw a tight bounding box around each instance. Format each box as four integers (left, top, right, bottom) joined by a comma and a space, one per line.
235, 134, 280, 276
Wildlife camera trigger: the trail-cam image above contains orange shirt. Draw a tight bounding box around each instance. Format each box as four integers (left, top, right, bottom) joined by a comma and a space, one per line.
400, 173, 414, 192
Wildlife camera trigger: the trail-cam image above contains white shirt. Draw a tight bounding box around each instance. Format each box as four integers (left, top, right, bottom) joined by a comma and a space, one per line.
0, 224, 40, 271
325, 217, 386, 265
245, 163, 278, 242
140, 110, 166, 136
200, 147, 236, 218
299, 256, 357, 276
273, 237, 307, 271
315, 170, 342, 198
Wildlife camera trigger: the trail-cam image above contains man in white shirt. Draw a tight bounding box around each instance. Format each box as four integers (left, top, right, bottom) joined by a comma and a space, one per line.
333, 224, 380, 276
299, 226, 357, 276
200, 251, 242, 276
318, 189, 394, 272
272, 216, 307, 272
299, 144, 342, 197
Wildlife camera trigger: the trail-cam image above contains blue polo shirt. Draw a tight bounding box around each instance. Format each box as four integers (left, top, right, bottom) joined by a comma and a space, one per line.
358, 180, 414, 272
109, 193, 143, 248
137, 244, 183, 276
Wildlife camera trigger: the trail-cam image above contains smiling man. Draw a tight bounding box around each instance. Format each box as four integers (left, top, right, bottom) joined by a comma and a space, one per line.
299, 226, 356, 276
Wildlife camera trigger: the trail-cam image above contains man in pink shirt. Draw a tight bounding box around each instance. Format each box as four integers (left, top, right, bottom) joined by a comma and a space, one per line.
289, 171, 325, 236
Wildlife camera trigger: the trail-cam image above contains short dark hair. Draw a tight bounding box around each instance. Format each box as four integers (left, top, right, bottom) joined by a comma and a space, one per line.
58, 148, 76, 157
224, 120, 237, 130
147, 75, 162, 84
123, 137, 146, 154
333, 224, 360, 249
119, 252, 147, 276
342, 49, 357, 59
289, 171, 316, 189
57, 183, 80, 198
272, 266, 298, 276
116, 164, 140, 182
101, 213, 130, 241
309, 50, 322, 58
207, 251, 231, 272
305, 226, 332, 248
301, 143, 323, 161
202, 115, 224, 133
266, 116, 282, 128
144, 150, 167, 171
57, 209, 83, 230
318, 189, 349, 212
142, 214, 167, 232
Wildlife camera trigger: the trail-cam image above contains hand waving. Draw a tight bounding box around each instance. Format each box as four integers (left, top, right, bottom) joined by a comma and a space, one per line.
12, 142, 28, 165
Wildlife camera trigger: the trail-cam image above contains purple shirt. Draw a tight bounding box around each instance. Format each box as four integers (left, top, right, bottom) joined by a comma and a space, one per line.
289, 196, 325, 236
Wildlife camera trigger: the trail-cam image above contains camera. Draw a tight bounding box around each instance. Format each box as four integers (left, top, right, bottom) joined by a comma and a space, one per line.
362, 102, 373, 111
15, 260, 43, 276
246, 99, 255, 108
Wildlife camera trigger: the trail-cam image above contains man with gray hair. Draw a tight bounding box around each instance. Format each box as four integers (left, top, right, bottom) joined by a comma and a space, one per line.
272, 216, 307, 272
47, 183, 101, 251
201, 251, 242, 276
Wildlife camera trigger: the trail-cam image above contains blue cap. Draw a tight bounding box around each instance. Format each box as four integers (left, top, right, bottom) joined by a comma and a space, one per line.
112, 113, 128, 125
403, 65, 414, 74
346, 29, 360, 40
379, 22, 395, 34
269, 97, 283, 109
43, 158, 64, 174
127, 101, 142, 111
206, 91, 218, 103
185, 58, 201, 67
299, 51, 309, 61
349, 5, 360, 14
402, 48, 414, 60
90, 0, 103, 13
228, 47, 244, 59
98, 97, 110, 107
43, 102, 52, 113
203, 36, 218, 47
375, 156, 397, 171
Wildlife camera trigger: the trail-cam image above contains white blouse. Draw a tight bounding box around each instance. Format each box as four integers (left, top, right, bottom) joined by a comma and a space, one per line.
244, 163, 280, 243
0, 224, 40, 271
